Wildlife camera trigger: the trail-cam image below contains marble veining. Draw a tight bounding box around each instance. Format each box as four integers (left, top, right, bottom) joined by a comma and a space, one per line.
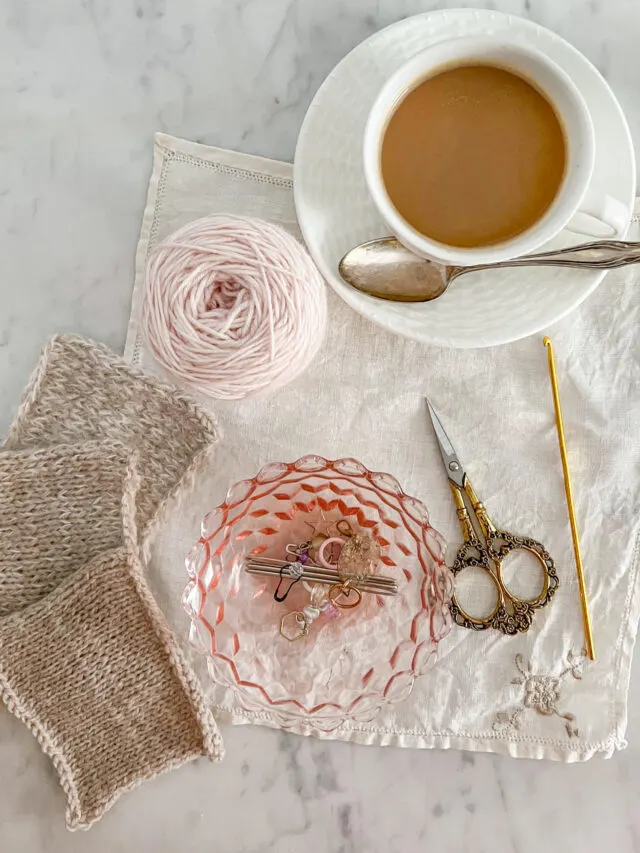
1, 1, 640, 850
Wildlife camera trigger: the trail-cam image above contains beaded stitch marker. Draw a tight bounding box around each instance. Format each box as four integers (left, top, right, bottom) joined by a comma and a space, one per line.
245, 516, 393, 642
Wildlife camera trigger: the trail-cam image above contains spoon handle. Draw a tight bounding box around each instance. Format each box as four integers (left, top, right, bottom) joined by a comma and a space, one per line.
452, 240, 640, 280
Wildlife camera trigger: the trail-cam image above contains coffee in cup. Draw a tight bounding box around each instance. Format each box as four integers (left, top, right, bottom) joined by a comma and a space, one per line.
380, 64, 566, 248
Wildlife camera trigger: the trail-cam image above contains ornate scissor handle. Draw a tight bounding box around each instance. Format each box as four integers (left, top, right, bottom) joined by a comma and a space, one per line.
450, 531, 559, 635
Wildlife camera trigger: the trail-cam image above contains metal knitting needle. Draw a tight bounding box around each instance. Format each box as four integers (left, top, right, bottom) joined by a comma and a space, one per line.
245, 565, 397, 593
246, 568, 398, 593
244, 561, 398, 596
244, 563, 398, 595
245, 563, 397, 592
543, 336, 595, 660
245, 568, 398, 597
247, 555, 399, 587
248, 553, 398, 581
245, 557, 398, 589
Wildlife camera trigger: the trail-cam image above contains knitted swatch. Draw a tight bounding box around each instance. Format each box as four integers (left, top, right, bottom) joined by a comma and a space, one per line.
0, 461, 223, 830
2, 334, 217, 534
0, 335, 223, 829
0, 440, 130, 616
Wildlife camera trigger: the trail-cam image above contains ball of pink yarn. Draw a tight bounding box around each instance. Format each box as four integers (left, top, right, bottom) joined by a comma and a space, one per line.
142, 214, 327, 400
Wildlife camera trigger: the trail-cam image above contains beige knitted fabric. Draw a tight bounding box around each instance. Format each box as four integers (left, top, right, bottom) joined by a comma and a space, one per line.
0, 440, 130, 616
0, 335, 224, 828
0, 461, 223, 830
2, 334, 217, 535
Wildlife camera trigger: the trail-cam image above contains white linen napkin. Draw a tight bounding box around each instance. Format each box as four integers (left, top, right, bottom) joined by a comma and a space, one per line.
125, 132, 640, 762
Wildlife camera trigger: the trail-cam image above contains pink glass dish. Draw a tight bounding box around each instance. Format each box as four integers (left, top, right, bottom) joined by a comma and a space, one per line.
183, 456, 453, 730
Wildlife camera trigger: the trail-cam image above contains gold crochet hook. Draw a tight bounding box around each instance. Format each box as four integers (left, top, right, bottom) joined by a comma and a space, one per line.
543, 337, 595, 661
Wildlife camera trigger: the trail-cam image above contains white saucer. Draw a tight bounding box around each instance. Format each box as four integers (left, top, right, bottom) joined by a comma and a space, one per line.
293, 10, 635, 349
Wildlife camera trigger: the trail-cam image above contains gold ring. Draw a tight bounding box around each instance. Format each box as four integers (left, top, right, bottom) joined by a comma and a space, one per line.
328, 581, 362, 610
336, 519, 353, 537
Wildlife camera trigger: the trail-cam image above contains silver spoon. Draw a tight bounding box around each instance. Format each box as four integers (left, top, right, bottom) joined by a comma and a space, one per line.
339, 236, 640, 302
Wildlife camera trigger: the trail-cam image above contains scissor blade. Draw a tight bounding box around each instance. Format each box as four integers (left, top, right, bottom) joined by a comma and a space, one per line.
424, 397, 466, 488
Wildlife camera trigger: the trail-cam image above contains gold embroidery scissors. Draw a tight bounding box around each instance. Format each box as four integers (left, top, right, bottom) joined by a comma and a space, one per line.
426, 398, 559, 634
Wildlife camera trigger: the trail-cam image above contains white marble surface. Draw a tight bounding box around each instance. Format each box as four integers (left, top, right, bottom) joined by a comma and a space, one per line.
1, 1, 640, 850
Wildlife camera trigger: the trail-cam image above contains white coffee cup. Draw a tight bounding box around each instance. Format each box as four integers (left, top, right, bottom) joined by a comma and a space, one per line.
363, 36, 629, 266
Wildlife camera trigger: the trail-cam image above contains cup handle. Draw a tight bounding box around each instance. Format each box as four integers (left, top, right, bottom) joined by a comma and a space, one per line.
565, 189, 630, 238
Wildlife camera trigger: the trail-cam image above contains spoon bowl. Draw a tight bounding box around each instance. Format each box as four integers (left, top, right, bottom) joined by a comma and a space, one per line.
339, 237, 450, 301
